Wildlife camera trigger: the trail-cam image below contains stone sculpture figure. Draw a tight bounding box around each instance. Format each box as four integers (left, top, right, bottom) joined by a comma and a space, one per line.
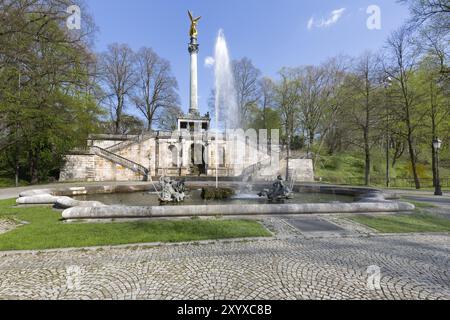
188, 10, 201, 38
258, 175, 293, 201
159, 176, 186, 203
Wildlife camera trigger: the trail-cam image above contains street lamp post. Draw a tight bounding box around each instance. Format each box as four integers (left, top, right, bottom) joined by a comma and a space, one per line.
433, 138, 443, 196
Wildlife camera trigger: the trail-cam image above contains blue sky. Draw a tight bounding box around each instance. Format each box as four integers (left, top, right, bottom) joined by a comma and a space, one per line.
87, 0, 410, 116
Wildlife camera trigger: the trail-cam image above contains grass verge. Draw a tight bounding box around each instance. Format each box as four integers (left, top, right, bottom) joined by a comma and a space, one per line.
403, 200, 437, 209
0, 177, 29, 188
349, 211, 450, 233
0, 199, 271, 251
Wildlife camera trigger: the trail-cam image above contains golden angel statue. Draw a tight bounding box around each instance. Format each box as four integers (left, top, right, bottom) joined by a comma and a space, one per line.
188, 10, 201, 38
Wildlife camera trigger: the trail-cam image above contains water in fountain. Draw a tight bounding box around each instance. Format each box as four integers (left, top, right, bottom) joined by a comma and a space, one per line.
213, 29, 239, 130
213, 29, 239, 188
231, 183, 261, 200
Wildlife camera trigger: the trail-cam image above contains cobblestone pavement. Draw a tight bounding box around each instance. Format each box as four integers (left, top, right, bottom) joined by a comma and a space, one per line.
0, 217, 448, 300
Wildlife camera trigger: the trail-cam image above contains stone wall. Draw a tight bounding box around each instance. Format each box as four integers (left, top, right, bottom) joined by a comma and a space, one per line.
93, 156, 143, 181
60, 135, 315, 182
60, 154, 95, 182
280, 159, 315, 182
115, 138, 155, 175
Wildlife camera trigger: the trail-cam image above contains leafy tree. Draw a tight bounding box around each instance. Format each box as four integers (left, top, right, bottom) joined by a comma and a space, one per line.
0, 0, 103, 184
384, 27, 425, 189
414, 56, 449, 185
339, 52, 384, 185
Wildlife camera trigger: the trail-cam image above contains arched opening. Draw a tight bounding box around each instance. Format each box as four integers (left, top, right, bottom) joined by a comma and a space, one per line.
219, 147, 226, 168
168, 145, 178, 168
190, 143, 206, 176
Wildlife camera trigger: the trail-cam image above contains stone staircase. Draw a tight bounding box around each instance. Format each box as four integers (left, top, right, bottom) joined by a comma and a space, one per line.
240, 157, 273, 182
106, 133, 152, 153
91, 146, 149, 181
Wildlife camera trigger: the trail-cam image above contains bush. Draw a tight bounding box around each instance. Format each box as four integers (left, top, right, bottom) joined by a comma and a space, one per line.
322, 156, 341, 170
201, 187, 235, 200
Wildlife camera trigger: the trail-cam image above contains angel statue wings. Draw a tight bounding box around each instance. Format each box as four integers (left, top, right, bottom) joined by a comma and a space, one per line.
188, 10, 201, 38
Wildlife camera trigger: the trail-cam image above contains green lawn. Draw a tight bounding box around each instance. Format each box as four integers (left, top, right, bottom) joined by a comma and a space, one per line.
350, 212, 450, 233
0, 177, 29, 188
314, 153, 450, 190
403, 199, 437, 209
0, 199, 271, 251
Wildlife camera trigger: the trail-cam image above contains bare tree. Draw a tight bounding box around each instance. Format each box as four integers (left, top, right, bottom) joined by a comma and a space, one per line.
132, 47, 179, 131
99, 43, 137, 134
99, 113, 144, 135
419, 25, 450, 81
399, 0, 450, 31
159, 105, 183, 131
233, 57, 261, 127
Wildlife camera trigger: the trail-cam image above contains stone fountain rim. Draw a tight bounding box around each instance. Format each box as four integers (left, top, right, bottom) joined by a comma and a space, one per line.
14, 182, 414, 220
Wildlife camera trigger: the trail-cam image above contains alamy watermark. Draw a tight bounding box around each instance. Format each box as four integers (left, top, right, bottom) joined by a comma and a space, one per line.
367, 265, 382, 290
367, 5, 382, 30
167, 128, 281, 170
66, 265, 83, 290
66, 5, 81, 30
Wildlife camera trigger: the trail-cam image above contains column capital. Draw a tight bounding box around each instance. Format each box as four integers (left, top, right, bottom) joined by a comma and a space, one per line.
188, 43, 199, 54
189, 37, 199, 54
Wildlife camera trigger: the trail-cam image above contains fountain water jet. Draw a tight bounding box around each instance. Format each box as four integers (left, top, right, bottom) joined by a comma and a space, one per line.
213, 29, 239, 130
213, 29, 239, 187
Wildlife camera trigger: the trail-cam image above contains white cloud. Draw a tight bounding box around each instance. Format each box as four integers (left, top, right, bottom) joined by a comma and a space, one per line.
204, 56, 215, 68
307, 17, 314, 30
307, 8, 346, 30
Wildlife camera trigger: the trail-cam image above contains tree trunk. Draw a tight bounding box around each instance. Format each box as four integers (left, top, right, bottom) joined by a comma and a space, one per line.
29, 152, 39, 184
286, 134, 291, 180
431, 88, 437, 187
15, 164, 19, 187
364, 130, 371, 186
114, 96, 123, 134
14, 139, 20, 187
147, 119, 152, 132
364, 90, 371, 186
407, 132, 421, 189
307, 130, 314, 155
402, 80, 420, 189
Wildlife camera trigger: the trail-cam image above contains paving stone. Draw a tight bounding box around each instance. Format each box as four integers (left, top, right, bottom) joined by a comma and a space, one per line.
0, 228, 448, 300
285, 218, 345, 232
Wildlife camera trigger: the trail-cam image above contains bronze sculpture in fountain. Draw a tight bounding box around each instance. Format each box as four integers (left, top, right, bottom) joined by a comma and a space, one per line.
258, 175, 293, 201
159, 176, 187, 203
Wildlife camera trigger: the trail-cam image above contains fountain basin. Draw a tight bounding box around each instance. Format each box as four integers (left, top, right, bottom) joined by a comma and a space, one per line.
72, 189, 353, 206
15, 182, 415, 220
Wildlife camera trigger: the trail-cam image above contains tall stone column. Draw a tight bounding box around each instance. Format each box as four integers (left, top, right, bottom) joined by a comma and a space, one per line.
189, 38, 199, 115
